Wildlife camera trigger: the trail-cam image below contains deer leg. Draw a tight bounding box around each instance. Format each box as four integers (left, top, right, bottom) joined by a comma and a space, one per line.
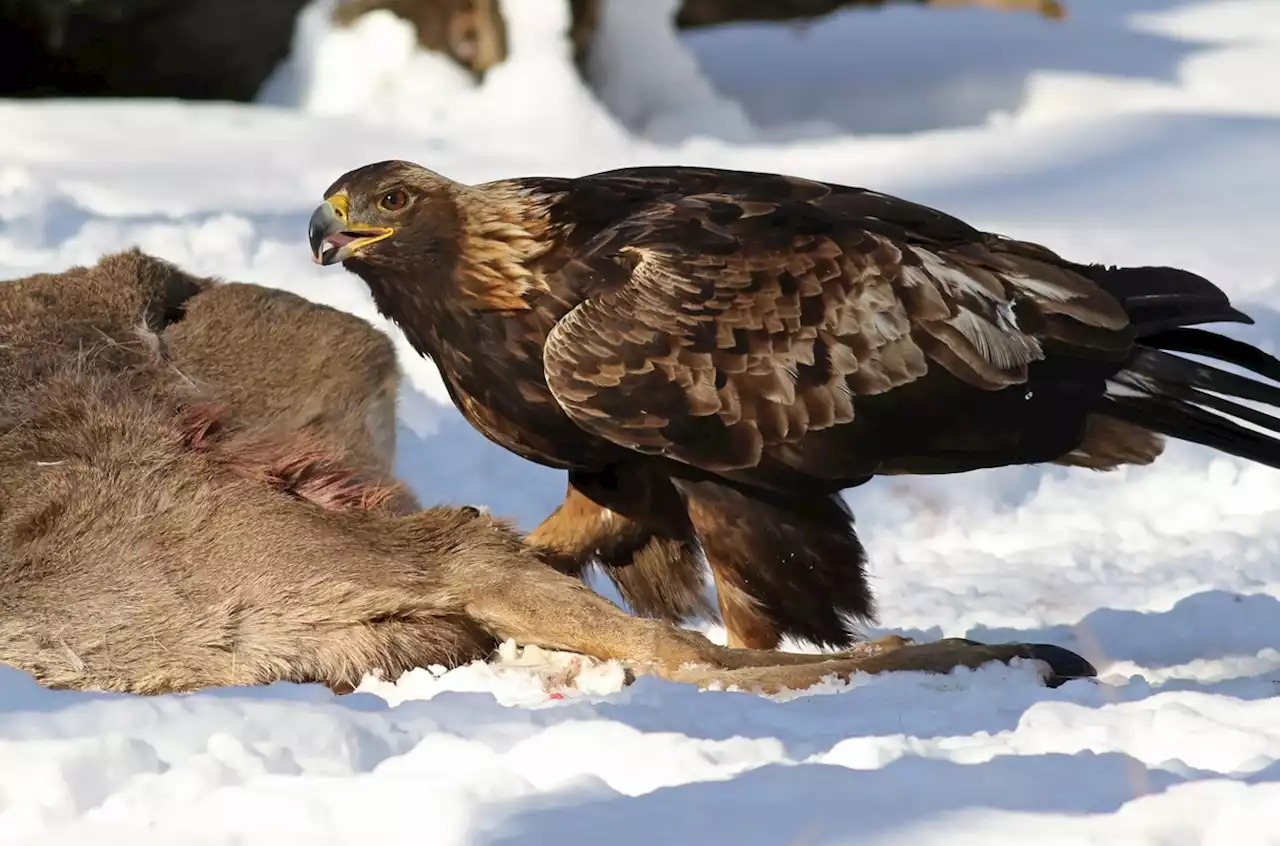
453, 544, 1095, 691
664, 636, 1095, 693
460, 552, 724, 671
927, 0, 1065, 18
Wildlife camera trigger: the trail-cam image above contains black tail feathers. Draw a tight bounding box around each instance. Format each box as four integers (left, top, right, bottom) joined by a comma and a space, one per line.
1088, 263, 1280, 469
1090, 277, 1280, 470
1103, 349, 1280, 469
1141, 327, 1280, 384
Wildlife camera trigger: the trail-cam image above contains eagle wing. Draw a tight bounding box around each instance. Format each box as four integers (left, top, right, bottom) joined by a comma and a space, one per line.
542, 173, 1133, 475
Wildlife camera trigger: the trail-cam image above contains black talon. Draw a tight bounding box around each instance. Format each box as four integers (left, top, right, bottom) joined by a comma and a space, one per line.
1026, 643, 1097, 687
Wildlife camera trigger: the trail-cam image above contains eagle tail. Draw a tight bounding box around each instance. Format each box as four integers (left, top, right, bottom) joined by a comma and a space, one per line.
1083, 264, 1280, 469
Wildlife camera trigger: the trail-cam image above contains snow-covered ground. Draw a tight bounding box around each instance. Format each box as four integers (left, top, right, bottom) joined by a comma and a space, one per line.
2, 0, 1280, 841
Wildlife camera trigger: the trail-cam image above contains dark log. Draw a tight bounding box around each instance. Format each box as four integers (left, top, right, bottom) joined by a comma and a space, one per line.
674, 0, 1064, 29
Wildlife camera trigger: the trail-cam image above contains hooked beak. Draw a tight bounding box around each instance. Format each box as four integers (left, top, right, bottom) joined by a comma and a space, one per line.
308, 193, 395, 266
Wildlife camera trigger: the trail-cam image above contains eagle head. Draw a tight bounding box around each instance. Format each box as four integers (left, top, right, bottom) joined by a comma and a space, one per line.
308, 160, 461, 272
310, 159, 559, 313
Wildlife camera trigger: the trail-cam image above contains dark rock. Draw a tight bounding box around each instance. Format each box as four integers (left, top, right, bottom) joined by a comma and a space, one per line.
0, 0, 311, 99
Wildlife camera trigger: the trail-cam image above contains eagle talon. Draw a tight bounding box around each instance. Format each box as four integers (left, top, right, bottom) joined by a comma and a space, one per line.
1025, 643, 1097, 686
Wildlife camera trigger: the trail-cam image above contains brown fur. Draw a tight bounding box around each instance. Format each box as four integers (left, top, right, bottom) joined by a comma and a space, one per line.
0, 250, 1093, 695
175, 402, 407, 514
161, 281, 403, 476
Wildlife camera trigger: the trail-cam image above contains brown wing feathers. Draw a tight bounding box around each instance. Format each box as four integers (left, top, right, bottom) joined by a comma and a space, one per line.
543, 186, 1136, 476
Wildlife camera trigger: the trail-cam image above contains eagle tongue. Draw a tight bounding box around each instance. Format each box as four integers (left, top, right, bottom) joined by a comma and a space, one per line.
324, 231, 362, 249
313, 231, 362, 263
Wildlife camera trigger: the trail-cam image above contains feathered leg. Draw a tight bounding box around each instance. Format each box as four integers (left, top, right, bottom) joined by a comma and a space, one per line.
676, 479, 873, 650
526, 468, 716, 623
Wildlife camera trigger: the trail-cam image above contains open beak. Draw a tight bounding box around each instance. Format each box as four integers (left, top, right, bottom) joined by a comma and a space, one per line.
308, 193, 394, 266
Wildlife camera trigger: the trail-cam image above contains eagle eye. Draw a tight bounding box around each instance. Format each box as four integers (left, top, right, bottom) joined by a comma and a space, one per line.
379, 189, 409, 212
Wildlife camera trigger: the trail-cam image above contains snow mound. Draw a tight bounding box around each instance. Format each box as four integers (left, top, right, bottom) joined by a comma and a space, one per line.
587, 0, 757, 144
261, 0, 636, 158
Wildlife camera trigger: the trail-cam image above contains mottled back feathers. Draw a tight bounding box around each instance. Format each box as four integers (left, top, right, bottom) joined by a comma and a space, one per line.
538, 170, 1133, 473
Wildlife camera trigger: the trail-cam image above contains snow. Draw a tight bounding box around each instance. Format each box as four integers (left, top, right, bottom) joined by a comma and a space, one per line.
2, 0, 1280, 841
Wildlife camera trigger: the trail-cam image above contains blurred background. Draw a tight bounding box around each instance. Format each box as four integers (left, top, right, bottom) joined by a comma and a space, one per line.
3, 0, 1066, 108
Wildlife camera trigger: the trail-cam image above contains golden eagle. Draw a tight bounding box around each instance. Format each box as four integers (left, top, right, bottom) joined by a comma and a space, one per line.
309, 162, 1280, 650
